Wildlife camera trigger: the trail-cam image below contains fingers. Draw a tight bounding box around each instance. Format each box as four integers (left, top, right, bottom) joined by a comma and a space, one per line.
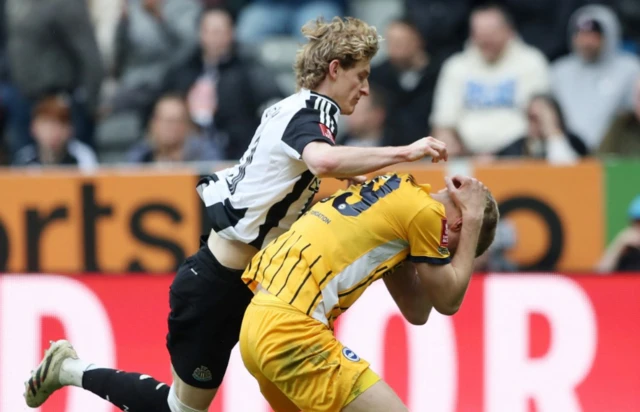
424, 136, 448, 162
353, 175, 368, 183
451, 175, 471, 188
444, 176, 457, 192
427, 147, 441, 160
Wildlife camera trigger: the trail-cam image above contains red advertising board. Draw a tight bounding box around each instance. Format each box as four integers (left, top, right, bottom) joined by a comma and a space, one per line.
0, 274, 638, 412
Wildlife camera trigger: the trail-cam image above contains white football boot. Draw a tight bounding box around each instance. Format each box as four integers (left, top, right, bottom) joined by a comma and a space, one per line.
24, 340, 78, 408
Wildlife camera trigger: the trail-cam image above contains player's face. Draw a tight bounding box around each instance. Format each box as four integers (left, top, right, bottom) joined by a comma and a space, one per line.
435, 188, 463, 254
334, 60, 371, 115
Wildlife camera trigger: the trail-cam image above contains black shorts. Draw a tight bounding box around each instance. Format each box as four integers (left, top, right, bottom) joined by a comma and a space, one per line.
166, 239, 253, 389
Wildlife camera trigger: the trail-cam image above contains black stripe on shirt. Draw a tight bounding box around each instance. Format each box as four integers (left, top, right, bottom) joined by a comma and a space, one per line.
409, 256, 452, 265
249, 170, 315, 249
281, 108, 335, 158
266, 234, 300, 289
305, 268, 332, 315
205, 198, 249, 232
276, 243, 311, 297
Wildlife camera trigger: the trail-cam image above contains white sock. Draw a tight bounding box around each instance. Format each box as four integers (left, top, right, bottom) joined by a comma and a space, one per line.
167, 385, 207, 412
59, 358, 98, 388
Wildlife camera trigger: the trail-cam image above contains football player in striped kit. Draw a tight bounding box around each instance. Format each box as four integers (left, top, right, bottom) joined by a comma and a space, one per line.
25, 17, 448, 412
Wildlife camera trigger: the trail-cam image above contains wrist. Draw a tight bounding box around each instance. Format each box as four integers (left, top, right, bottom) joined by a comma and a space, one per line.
463, 212, 484, 226
393, 146, 411, 162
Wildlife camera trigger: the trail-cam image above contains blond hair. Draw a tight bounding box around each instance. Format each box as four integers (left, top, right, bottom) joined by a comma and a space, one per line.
476, 192, 500, 257
294, 17, 380, 91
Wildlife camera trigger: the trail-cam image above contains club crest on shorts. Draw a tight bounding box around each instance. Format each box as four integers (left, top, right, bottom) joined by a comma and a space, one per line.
342, 347, 360, 362
192, 366, 213, 382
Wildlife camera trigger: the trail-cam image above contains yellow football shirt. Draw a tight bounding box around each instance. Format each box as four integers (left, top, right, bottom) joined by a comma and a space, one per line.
242, 173, 451, 329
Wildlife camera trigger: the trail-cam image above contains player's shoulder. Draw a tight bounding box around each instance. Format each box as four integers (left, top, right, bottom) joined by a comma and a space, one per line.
393, 173, 445, 211
264, 90, 332, 124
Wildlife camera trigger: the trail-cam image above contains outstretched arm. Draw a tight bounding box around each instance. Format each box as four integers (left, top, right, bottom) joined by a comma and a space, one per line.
301, 137, 447, 178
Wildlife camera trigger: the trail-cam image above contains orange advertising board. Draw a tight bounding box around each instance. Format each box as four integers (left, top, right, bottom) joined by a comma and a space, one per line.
0, 160, 606, 273
0, 169, 200, 273
474, 160, 604, 271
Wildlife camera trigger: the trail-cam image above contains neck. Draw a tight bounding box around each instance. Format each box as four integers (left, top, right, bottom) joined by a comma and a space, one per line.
311, 83, 341, 111
431, 191, 459, 218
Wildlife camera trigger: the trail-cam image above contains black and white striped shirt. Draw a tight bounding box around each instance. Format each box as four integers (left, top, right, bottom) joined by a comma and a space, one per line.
197, 88, 340, 249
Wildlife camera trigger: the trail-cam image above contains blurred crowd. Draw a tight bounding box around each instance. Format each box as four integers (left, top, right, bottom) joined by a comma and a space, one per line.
0, 0, 639, 169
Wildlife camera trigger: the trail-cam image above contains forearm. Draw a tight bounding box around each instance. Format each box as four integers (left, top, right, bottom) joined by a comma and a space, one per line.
383, 262, 433, 325
446, 217, 482, 309
307, 144, 410, 178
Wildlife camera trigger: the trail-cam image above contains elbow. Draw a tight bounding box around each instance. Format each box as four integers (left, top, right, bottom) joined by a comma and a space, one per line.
435, 303, 461, 316
406, 313, 429, 326
402, 307, 431, 325
306, 154, 338, 178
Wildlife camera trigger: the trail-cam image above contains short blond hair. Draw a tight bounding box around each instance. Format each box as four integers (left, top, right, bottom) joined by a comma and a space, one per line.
294, 17, 380, 91
476, 192, 500, 257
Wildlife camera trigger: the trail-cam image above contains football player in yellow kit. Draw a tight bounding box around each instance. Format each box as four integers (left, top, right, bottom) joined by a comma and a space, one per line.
240, 173, 499, 412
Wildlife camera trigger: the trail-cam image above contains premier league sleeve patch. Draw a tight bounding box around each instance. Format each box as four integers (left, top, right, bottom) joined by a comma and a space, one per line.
440, 218, 449, 246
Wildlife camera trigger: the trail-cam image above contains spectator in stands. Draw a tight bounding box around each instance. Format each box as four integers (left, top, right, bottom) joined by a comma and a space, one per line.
370, 17, 440, 147
339, 87, 385, 147
430, 4, 550, 157
598, 76, 640, 156
597, 195, 640, 272
235, 0, 345, 45
497, 94, 588, 164
162, 7, 282, 160
5, 0, 103, 154
108, 0, 201, 119
552, 5, 640, 152
127, 94, 221, 163
13, 96, 98, 169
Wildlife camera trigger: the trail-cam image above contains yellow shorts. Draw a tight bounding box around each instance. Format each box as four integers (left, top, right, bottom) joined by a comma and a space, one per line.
239, 291, 380, 412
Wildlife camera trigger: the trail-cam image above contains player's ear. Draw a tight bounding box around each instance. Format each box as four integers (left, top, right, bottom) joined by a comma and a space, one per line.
328, 60, 341, 80
450, 218, 463, 232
